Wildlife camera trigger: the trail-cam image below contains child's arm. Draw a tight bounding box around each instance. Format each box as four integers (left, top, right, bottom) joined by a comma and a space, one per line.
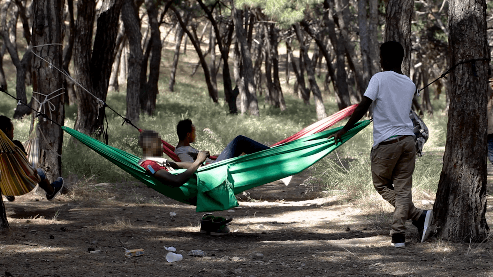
153, 151, 209, 187
331, 96, 373, 144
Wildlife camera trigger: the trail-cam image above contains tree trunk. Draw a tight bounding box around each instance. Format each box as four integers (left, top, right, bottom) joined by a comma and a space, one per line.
368, 0, 380, 76
122, 0, 142, 123
73, 0, 123, 134
358, 0, 371, 88
294, 24, 326, 120
108, 35, 125, 92
335, 0, 365, 98
171, 5, 218, 103
270, 24, 285, 111
0, 1, 32, 119
264, 24, 275, 106
285, 38, 309, 104
232, 4, 259, 116
0, 43, 6, 92
209, 23, 217, 96
168, 10, 189, 92
31, 0, 65, 187
140, 0, 163, 116
420, 60, 433, 115
62, 0, 76, 105
432, 0, 490, 242
323, 0, 351, 110
384, 0, 413, 76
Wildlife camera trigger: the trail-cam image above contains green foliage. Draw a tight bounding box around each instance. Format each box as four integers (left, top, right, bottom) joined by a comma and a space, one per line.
235, 0, 323, 27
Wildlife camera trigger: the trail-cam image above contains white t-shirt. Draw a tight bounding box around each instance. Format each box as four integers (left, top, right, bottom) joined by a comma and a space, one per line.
364, 71, 415, 147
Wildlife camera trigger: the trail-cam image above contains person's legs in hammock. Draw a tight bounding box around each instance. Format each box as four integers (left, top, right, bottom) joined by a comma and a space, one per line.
214, 135, 269, 162
36, 168, 64, 200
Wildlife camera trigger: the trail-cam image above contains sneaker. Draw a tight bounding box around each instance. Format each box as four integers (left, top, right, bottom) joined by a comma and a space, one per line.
210, 224, 230, 236
391, 233, 406, 248
412, 210, 433, 242
200, 214, 232, 235
46, 177, 64, 201
200, 214, 215, 234
6, 195, 15, 202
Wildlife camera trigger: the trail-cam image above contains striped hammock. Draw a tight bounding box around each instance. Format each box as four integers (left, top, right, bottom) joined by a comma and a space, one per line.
63, 120, 371, 212
0, 130, 41, 196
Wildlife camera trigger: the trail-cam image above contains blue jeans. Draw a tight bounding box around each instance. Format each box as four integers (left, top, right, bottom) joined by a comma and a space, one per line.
488, 135, 493, 165
214, 135, 270, 163
36, 168, 47, 181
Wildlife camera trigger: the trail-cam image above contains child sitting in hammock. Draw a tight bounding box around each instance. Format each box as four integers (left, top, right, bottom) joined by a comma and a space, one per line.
0, 115, 64, 202
175, 119, 269, 163
138, 130, 210, 187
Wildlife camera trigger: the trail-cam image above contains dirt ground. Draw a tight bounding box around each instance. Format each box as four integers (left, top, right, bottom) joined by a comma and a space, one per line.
1, 160, 492, 277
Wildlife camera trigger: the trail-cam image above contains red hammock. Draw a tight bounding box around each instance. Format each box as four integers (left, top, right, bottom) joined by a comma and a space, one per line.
140, 104, 358, 162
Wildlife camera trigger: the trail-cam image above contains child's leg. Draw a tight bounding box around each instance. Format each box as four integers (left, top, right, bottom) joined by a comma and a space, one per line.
36, 168, 54, 195
214, 135, 269, 162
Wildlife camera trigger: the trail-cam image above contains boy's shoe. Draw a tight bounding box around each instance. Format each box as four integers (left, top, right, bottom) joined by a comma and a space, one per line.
391, 233, 406, 248
6, 196, 15, 202
46, 177, 64, 201
200, 214, 232, 235
412, 210, 433, 242
200, 214, 215, 234
210, 225, 230, 236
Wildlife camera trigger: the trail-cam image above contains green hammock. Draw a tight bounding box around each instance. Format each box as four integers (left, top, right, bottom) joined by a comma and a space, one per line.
62, 120, 370, 212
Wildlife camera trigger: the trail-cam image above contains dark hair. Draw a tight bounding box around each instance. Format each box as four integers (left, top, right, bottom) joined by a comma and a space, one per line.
0, 115, 13, 135
138, 130, 160, 149
380, 41, 404, 69
177, 119, 193, 141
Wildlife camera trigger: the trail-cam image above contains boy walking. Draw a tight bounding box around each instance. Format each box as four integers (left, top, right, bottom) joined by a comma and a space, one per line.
331, 41, 432, 248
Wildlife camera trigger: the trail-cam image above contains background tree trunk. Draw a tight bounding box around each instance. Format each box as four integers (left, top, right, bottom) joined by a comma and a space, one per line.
358, 0, 371, 88
31, 0, 65, 188
384, 0, 413, 76
168, 10, 189, 92
171, 5, 218, 103
232, 5, 259, 116
294, 24, 327, 120
74, 0, 122, 134
432, 0, 490, 242
122, 0, 142, 123
323, 0, 350, 109
368, 0, 380, 76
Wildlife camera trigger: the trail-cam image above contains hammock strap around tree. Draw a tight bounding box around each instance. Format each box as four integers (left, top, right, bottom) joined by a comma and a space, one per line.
0, 129, 41, 196
62, 120, 371, 212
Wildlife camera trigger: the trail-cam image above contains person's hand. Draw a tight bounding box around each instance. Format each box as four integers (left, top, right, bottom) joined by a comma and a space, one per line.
196, 151, 210, 164
329, 129, 347, 145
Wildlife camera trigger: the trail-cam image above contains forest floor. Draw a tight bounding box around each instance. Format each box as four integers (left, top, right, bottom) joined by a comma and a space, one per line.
1, 153, 492, 277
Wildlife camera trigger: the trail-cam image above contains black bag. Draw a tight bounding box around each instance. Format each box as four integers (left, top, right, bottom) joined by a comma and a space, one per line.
409, 110, 429, 157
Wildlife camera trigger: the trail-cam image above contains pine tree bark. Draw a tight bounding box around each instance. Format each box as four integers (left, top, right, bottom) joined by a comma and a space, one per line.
171, 5, 218, 103
384, 0, 413, 76
368, 0, 380, 76
358, 0, 371, 88
323, 0, 350, 109
62, 0, 76, 106
432, 0, 490, 242
232, 4, 259, 116
168, 10, 189, 92
285, 38, 309, 104
122, 0, 142, 122
1, 0, 32, 119
73, 0, 123, 134
31, 0, 65, 187
140, 0, 164, 116
294, 24, 326, 120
